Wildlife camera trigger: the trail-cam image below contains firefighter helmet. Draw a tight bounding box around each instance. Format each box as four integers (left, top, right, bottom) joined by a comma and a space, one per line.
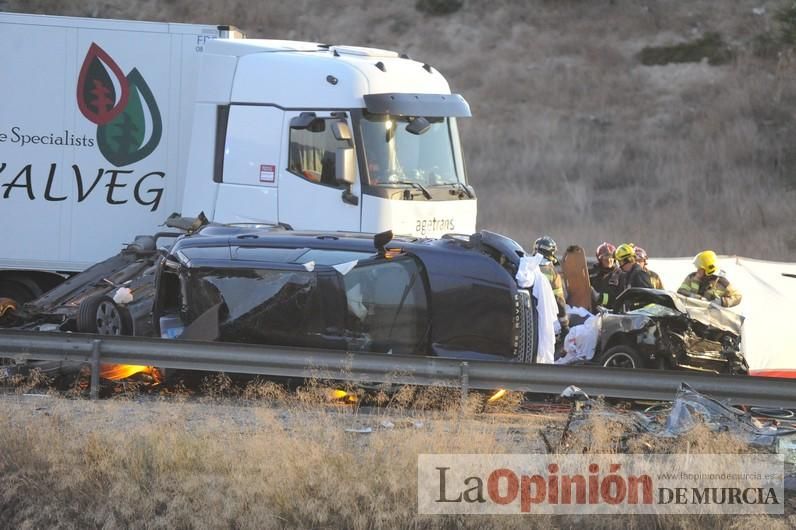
693, 250, 718, 275
534, 236, 557, 260
635, 246, 648, 263
596, 242, 616, 260
614, 243, 636, 265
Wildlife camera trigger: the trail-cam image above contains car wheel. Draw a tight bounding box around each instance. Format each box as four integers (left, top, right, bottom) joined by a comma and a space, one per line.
0, 279, 39, 305
598, 345, 644, 369
77, 295, 132, 336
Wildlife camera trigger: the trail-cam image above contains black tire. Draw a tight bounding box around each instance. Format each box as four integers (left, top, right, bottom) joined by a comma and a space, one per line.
0, 279, 39, 305
77, 295, 133, 336
597, 345, 644, 369
517, 289, 538, 363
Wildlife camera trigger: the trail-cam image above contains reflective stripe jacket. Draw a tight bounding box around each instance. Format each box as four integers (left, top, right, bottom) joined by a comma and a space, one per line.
677, 271, 742, 307
589, 264, 621, 307
648, 269, 663, 290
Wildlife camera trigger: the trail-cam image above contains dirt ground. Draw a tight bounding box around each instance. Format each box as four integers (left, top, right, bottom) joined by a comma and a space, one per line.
1, 387, 794, 528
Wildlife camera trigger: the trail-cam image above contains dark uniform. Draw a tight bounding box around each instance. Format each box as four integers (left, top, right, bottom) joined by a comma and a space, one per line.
589, 263, 622, 307
677, 272, 742, 307
619, 263, 653, 291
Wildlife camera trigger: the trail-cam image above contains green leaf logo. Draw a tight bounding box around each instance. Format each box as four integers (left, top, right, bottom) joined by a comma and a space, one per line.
78, 44, 163, 166
97, 69, 163, 167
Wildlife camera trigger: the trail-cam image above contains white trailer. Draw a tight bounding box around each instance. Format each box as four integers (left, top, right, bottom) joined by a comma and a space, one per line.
0, 12, 477, 302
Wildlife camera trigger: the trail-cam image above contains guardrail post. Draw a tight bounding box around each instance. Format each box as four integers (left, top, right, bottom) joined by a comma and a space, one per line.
90, 339, 101, 400
460, 361, 469, 415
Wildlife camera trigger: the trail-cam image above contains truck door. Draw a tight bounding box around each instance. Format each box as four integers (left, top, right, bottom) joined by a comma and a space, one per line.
278, 112, 361, 231
213, 105, 282, 224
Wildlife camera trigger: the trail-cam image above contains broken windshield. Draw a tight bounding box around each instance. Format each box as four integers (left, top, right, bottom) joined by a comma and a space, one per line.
359, 112, 462, 188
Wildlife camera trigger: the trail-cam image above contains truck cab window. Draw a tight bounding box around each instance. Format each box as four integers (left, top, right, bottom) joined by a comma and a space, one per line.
288, 118, 348, 186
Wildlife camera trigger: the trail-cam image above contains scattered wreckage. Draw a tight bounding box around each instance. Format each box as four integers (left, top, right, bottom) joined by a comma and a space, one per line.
556, 383, 796, 451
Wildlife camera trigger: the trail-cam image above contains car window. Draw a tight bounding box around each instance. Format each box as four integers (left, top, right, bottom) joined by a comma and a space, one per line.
183, 268, 321, 342
342, 257, 428, 354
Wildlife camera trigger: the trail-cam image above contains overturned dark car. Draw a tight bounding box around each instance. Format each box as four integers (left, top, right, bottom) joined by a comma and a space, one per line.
152, 226, 538, 362
1, 224, 540, 370
589, 288, 747, 374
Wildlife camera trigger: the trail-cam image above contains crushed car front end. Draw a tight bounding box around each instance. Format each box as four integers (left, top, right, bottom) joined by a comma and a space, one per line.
595, 288, 747, 374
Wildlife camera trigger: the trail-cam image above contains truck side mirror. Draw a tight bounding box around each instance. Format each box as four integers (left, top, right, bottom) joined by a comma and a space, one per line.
289, 112, 317, 129
406, 117, 431, 135
332, 120, 352, 141
290, 112, 325, 132
335, 146, 356, 187
336, 146, 358, 206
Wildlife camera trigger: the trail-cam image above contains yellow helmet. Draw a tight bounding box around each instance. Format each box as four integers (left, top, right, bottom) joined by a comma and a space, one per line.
614, 243, 636, 264
693, 250, 718, 275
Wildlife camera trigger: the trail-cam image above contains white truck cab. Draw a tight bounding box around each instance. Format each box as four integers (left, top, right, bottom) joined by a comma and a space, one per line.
183, 38, 475, 237
0, 12, 476, 302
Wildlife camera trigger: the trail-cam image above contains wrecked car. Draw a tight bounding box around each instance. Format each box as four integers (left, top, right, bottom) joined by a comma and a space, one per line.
591, 288, 747, 374
0, 214, 228, 337
1, 224, 541, 367
152, 226, 539, 362
4, 236, 160, 336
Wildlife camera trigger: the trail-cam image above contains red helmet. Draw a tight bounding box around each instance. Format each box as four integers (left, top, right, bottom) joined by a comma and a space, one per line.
635, 246, 648, 262
596, 242, 616, 259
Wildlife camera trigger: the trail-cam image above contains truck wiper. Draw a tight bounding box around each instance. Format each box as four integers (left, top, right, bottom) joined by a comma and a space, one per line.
450, 181, 474, 199
393, 181, 432, 200
431, 181, 473, 199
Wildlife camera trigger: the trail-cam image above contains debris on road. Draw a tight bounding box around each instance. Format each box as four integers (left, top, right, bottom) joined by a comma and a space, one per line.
558, 383, 796, 450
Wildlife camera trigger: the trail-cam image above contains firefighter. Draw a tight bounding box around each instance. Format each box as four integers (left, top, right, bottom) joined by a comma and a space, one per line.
614, 243, 652, 291
589, 242, 621, 307
635, 246, 663, 289
677, 250, 742, 307
534, 236, 569, 336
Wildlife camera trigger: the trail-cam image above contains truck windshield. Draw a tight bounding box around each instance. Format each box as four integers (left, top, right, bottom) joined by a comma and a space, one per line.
359, 113, 462, 187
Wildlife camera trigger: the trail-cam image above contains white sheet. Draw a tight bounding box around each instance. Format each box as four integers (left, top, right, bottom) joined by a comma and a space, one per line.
517, 254, 558, 364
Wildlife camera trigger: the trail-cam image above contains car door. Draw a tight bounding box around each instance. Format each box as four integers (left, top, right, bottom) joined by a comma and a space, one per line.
340, 256, 429, 354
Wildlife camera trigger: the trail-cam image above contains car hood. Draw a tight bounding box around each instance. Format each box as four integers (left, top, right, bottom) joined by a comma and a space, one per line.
615, 288, 743, 336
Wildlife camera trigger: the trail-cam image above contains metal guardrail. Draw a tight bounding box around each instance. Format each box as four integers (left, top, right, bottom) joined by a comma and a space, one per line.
1, 329, 795, 408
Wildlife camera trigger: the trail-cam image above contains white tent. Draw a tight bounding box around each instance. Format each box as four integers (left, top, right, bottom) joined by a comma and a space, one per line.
647, 256, 796, 377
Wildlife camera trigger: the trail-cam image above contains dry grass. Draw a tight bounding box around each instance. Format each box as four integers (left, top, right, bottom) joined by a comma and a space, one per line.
5, 0, 796, 259
0, 382, 793, 528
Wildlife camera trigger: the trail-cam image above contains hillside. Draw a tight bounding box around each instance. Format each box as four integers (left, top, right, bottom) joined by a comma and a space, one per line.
5, 0, 796, 260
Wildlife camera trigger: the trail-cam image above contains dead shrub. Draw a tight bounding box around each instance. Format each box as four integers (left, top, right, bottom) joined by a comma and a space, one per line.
415, 0, 463, 17
638, 32, 735, 66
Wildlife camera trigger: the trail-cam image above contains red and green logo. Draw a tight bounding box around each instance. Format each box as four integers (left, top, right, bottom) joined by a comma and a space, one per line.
76, 43, 162, 167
